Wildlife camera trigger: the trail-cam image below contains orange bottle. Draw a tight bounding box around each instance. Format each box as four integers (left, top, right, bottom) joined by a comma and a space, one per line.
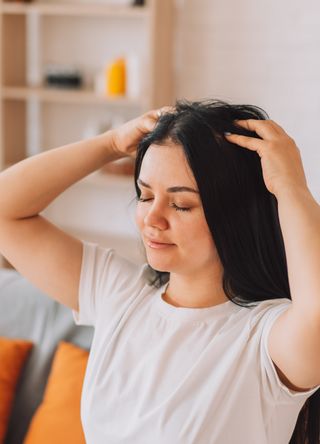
106, 57, 126, 96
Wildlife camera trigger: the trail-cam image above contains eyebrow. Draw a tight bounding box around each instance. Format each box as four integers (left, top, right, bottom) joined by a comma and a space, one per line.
137, 178, 199, 194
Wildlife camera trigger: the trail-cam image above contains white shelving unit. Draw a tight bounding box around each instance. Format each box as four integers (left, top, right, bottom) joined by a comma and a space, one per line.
0, 0, 175, 268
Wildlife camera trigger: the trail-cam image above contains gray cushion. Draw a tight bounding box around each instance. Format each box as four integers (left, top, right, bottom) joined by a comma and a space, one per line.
0, 269, 93, 444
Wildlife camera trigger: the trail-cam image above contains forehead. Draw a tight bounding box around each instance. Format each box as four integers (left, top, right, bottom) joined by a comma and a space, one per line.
139, 143, 196, 186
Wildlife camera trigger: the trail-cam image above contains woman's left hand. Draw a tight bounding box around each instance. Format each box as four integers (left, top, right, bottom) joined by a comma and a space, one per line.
225, 119, 309, 198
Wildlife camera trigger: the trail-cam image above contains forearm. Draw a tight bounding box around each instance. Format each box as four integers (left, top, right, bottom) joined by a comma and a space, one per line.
0, 130, 122, 219
276, 185, 320, 318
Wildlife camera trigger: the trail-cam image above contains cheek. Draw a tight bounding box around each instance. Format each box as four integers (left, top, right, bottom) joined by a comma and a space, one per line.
187, 216, 215, 247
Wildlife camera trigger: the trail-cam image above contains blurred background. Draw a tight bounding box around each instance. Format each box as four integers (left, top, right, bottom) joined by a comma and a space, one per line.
0, 0, 319, 267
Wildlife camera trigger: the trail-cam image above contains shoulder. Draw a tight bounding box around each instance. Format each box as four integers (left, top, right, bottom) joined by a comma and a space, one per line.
81, 240, 155, 292
241, 297, 292, 345
247, 297, 320, 394
247, 298, 292, 329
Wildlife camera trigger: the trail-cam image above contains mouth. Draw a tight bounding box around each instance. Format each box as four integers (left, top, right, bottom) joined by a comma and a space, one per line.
145, 238, 175, 249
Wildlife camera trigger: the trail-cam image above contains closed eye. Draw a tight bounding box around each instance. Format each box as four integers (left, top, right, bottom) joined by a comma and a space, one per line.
170, 203, 191, 212
136, 196, 191, 212
136, 197, 152, 203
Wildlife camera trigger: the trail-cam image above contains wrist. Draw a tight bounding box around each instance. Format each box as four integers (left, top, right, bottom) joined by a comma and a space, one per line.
275, 183, 313, 202
97, 130, 124, 162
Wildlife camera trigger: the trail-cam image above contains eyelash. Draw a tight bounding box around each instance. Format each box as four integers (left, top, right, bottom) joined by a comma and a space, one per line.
136, 197, 191, 212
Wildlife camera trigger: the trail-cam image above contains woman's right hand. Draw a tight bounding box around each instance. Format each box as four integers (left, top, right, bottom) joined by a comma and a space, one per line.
109, 106, 174, 159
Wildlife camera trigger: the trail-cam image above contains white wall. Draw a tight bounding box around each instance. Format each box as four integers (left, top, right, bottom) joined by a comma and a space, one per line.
174, 0, 320, 200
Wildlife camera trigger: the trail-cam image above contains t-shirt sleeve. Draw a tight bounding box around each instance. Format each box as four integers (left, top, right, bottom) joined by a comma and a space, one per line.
72, 240, 148, 327
259, 301, 320, 403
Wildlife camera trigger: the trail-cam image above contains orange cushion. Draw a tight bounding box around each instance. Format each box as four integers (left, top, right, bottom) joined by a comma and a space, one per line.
23, 341, 89, 444
0, 337, 33, 443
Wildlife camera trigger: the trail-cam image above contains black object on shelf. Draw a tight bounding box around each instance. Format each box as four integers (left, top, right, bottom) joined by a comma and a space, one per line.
132, 0, 145, 6
44, 65, 83, 89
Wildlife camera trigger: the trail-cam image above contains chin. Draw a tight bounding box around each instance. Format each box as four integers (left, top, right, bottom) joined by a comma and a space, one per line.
145, 255, 173, 273
147, 260, 170, 273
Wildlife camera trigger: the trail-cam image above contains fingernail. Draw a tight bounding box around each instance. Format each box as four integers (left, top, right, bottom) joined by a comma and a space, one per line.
224, 132, 232, 136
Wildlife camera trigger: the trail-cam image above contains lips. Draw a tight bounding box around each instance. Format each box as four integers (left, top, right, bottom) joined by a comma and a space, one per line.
145, 236, 175, 248
145, 236, 173, 245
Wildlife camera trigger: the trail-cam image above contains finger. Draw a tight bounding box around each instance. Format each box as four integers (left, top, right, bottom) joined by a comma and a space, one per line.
143, 106, 175, 131
234, 119, 276, 140
158, 105, 175, 115
267, 119, 287, 135
139, 111, 160, 131
142, 117, 158, 132
144, 109, 159, 120
150, 105, 175, 119
225, 133, 265, 154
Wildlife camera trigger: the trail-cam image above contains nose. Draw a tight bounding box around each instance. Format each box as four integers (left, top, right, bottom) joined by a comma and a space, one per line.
143, 201, 168, 231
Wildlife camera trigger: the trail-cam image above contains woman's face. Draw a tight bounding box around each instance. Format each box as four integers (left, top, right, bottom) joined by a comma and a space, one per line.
135, 143, 219, 276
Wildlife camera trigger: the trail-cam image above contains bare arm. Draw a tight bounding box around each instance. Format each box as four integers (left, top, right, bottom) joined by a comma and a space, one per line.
0, 108, 162, 310
0, 131, 121, 220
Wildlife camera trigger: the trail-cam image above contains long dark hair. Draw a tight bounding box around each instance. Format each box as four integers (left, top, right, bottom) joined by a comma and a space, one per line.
133, 98, 319, 443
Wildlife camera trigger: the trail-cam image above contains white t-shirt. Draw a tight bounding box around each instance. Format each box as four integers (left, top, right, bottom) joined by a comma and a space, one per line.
72, 241, 319, 444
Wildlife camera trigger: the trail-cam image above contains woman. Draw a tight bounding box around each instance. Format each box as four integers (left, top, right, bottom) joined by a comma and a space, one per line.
0, 99, 319, 443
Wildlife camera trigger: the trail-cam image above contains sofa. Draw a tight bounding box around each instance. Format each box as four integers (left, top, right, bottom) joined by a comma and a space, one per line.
0, 267, 94, 444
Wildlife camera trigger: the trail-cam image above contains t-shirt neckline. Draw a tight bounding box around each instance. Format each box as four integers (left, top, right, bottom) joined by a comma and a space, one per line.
155, 281, 238, 322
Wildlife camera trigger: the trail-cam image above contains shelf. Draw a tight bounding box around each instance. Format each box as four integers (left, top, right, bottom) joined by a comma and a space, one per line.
1, 86, 142, 106
0, 2, 148, 18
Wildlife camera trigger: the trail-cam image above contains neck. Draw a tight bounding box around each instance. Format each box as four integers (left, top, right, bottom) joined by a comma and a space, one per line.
163, 270, 229, 309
